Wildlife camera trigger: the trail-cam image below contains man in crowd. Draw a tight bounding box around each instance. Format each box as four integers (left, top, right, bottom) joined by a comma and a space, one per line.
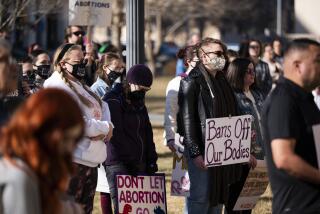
262, 38, 320, 213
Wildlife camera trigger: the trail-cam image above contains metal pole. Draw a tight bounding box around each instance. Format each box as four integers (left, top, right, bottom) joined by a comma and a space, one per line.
126, 0, 145, 71
276, 0, 282, 36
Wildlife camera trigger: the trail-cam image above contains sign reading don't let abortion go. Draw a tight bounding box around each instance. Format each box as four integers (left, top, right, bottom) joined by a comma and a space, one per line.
205, 115, 252, 167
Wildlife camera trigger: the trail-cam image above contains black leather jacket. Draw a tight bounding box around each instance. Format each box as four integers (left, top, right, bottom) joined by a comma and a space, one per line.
179, 65, 238, 158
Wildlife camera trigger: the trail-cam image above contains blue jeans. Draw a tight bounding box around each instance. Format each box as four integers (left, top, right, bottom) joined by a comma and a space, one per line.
104, 163, 129, 214
185, 151, 223, 214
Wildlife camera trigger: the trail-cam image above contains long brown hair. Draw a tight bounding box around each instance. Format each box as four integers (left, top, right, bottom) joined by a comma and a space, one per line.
97, 52, 121, 81
0, 88, 85, 214
53, 43, 102, 107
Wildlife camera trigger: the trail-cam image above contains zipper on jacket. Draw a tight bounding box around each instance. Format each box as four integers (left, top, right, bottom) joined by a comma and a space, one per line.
136, 114, 144, 163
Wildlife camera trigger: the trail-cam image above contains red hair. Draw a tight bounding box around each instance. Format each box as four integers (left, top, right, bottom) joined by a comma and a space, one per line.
0, 88, 84, 214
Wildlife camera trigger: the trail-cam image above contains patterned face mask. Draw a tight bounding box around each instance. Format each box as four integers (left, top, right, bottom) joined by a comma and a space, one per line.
207, 55, 226, 71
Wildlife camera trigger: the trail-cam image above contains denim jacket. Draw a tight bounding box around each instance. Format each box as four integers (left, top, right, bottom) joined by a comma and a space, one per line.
90, 77, 110, 98
234, 89, 265, 159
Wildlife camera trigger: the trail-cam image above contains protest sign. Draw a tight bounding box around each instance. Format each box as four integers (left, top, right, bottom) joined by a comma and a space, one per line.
171, 134, 190, 197
69, 0, 112, 26
205, 115, 252, 167
233, 160, 269, 211
312, 124, 320, 167
117, 174, 167, 214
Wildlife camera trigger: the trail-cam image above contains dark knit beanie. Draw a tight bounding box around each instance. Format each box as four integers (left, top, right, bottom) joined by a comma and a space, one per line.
126, 64, 153, 87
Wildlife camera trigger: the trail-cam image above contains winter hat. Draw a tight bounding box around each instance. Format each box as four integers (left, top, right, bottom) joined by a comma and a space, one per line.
126, 64, 153, 87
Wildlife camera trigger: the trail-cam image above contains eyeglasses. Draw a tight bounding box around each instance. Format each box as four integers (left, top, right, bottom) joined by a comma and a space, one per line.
202, 50, 224, 58
72, 31, 86, 37
249, 45, 260, 49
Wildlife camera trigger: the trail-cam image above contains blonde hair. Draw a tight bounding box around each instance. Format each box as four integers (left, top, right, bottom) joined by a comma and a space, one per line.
97, 52, 121, 80
53, 44, 101, 107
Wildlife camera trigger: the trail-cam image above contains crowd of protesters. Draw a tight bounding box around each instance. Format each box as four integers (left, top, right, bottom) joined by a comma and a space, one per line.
165, 36, 320, 214
0, 23, 320, 214
0, 25, 157, 214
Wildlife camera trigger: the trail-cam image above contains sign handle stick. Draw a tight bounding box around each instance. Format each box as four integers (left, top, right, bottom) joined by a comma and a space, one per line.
87, 25, 93, 44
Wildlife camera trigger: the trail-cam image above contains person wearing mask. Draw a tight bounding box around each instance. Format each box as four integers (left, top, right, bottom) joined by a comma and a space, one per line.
176, 33, 201, 76
164, 45, 198, 152
64, 25, 96, 86
0, 88, 85, 214
164, 45, 198, 214
262, 38, 320, 213
29, 49, 52, 92
248, 39, 272, 98
102, 64, 158, 214
91, 52, 124, 98
44, 43, 113, 214
91, 52, 124, 214
180, 38, 244, 214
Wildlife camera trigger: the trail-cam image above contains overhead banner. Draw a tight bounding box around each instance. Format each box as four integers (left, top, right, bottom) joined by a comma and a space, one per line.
233, 160, 269, 210
69, 0, 112, 26
205, 115, 252, 167
171, 134, 190, 197
116, 174, 167, 214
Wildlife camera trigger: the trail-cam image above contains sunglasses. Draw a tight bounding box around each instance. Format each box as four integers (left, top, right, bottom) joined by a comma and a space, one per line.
249, 45, 260, 49
72, 31, 86, 37
202, 50, 224, 58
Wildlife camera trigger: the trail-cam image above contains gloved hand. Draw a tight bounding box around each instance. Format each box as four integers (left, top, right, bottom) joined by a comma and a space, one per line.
146, 163, 158, 175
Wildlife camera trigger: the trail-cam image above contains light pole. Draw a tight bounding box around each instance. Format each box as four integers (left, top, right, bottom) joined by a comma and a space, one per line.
126, 0, 145, 71
276, 0, 282, 36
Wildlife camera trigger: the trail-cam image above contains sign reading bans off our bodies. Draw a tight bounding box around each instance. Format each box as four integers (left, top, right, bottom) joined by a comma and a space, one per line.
117, 174, 167, 214
69, 0, 112, 26
205, 115, 252, 167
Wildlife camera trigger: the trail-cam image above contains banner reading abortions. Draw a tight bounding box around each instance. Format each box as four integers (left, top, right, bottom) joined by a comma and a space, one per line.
205, 115, 252, 167
69, 0, 112, 26
171, 134, 190, 197
117, 174, 167, 214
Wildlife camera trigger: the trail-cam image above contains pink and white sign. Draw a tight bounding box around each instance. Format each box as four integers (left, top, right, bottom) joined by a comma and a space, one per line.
116, 174, 167, 214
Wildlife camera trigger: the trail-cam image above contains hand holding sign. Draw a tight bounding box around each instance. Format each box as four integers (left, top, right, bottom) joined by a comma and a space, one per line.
193, 155, 207, 170
205, 115, 252, 167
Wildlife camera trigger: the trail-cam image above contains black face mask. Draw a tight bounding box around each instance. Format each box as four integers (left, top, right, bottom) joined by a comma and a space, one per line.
128, 91, 146, 101
107, 70, 122, 85
34, 64, 51, 79
23, 70, 36, 88
68, 63, 86, 80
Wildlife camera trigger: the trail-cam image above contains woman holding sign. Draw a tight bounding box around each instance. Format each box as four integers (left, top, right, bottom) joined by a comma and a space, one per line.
226, 58, 265, 213
103, 64, 158, 214
44, 43, 113, 214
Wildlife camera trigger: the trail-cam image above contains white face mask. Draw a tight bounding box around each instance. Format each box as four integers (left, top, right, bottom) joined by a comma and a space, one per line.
207, 55, 226, 71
